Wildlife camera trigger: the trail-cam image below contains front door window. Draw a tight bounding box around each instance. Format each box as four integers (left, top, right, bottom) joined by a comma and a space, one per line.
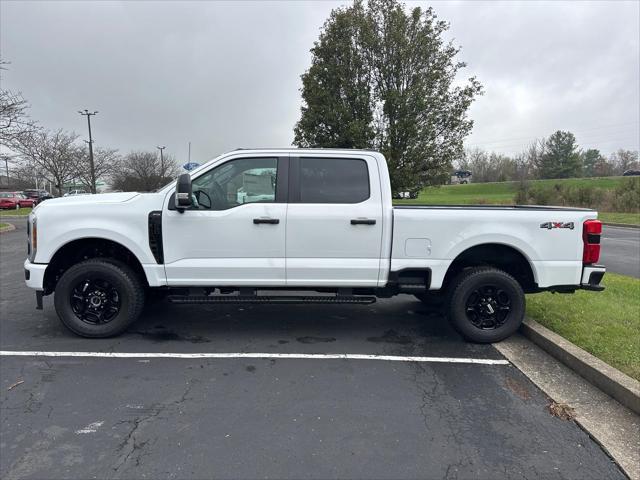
190, 157, 278, 210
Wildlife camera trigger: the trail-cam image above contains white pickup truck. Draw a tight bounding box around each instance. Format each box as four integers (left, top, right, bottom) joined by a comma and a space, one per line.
24, 149, 605, 342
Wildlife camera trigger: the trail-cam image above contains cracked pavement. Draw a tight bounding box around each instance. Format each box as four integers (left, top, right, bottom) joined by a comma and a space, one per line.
0, 223, 626, 479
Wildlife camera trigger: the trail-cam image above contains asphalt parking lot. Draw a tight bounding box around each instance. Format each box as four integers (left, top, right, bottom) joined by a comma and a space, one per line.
601, 225, 640, 278
0, 224, 626, 479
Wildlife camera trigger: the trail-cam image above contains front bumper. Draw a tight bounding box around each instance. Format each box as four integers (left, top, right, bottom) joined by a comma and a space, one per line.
581, 264, 606, 291
24, 259, 47, 290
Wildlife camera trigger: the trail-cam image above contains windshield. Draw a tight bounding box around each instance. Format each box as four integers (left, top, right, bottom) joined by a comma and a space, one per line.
0, 193, 13, 198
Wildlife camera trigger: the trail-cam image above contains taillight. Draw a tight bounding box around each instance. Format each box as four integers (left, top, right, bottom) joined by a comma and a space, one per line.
583, 219, 601, 264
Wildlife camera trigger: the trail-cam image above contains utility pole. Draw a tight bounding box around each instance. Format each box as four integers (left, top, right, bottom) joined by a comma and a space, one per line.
79, 109, 98, 193
188, 141, 191, 163
157, 145, 166, 173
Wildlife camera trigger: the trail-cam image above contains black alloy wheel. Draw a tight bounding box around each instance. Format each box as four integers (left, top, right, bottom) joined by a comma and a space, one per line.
70, 277, 122, 325
447, 267, 525, 343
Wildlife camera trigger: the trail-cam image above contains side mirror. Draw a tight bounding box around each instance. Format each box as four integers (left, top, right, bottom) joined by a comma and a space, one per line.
174, 173, 192, 212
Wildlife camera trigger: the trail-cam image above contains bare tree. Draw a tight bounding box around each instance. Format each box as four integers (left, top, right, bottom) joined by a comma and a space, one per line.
75, 147, 119, 192
0, 60, 38, 146
13, 129, 82, 196
111, 150, 179, 192
610, 149, 639, 175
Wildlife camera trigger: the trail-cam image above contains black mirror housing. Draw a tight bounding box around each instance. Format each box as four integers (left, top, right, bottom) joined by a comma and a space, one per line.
175, 173, 192, 211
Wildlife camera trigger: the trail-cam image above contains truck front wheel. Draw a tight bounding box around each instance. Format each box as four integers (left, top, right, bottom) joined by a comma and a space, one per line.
54, 259, 145, 337
446, 267, 524, 343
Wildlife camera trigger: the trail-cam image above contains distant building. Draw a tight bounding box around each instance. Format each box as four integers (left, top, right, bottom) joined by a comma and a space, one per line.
63, 180, 110, 194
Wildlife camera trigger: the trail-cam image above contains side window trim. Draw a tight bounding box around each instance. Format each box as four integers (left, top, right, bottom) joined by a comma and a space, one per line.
289, 156, 301, 203
167, 155, 289, 211
292, 156, 371, 204
275, 156, 289, 203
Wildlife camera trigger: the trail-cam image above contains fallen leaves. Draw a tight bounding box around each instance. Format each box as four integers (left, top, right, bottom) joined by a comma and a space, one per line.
548, 401, 576, 420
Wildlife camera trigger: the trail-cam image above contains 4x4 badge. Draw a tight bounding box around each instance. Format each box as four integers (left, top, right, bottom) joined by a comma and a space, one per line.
540, 222, 574, 230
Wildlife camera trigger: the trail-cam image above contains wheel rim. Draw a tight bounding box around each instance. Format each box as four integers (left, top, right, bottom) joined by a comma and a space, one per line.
464, 284, 511, 330
70, 278, 121, 325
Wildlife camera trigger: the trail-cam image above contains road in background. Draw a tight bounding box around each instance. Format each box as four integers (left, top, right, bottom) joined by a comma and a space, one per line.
601, 226, 640, 278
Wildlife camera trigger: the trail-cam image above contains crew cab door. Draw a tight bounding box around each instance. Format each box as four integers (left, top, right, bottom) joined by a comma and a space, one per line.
285, 154, 383, 287
163, 156, 288, 286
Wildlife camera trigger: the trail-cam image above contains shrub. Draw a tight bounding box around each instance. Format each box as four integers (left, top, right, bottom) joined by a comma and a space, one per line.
612, 177, 640, 213
515, 178, 640, 212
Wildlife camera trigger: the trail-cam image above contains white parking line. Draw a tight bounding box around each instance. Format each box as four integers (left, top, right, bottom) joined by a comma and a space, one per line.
0, 350, 509, 365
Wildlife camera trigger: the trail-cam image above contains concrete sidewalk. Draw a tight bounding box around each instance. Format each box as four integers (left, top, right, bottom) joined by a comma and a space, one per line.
496, 334, 640, 480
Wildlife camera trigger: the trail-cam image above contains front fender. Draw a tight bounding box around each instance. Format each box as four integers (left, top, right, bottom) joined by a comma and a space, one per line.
37, 228, 154, 265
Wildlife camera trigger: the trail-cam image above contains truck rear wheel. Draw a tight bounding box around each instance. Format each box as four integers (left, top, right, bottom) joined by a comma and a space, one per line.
446, 267, 524, 343
54, 259, 145, 338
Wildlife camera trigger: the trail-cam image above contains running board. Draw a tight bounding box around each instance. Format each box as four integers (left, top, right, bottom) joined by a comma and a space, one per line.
168, 295, 377, 305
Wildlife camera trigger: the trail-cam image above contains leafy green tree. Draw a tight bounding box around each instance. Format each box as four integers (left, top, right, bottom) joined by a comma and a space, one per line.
536, 131, 582, 179
294, 0, 482, 194
581, 149, 604, 177
293, 2, 374, 149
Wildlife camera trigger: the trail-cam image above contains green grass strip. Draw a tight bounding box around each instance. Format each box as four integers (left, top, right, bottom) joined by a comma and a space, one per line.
526, 272, 640, 380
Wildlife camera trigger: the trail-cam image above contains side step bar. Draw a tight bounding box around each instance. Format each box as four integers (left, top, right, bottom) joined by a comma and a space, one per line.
168, 295, 377, 305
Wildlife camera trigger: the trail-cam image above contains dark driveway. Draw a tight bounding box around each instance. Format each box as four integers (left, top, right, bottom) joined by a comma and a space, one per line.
0, 224, 624, 479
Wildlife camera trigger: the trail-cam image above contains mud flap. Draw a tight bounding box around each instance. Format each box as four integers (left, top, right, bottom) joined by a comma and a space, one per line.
35, 290, 43, 310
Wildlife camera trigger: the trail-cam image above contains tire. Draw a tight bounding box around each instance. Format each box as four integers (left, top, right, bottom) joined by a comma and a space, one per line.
54, 259, 145, 338
446, 267, 524, 343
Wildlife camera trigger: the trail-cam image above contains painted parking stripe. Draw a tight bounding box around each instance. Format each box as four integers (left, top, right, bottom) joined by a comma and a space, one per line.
0, 351, 509, 365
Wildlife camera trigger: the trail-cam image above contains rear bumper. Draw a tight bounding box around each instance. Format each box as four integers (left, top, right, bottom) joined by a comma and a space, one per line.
581, 264, 606, 291
24, 259, 47, 290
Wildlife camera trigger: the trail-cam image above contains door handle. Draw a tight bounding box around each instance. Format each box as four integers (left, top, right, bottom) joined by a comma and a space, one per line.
253, 218, 280, 224
350, 218, 376, 225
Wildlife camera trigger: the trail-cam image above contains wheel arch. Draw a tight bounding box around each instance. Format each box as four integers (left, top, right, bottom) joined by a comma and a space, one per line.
43, 237, 149, 294
442, 243, 538, 293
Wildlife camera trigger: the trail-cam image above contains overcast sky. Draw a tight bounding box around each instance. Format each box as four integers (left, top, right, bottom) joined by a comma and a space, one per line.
1, 0, 639, 165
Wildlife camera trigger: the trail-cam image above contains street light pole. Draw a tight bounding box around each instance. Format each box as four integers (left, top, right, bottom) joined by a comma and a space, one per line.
79, 109, 98, 193
156, 145, 166, 170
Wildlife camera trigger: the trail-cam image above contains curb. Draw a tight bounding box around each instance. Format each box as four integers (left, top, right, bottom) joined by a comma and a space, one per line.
521, 318, 640, 415
0, 223, 16, 233
603, 222, 640, 229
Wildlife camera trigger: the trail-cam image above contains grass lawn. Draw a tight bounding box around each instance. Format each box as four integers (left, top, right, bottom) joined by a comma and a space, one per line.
0, 207, 32, 216
526, 272, 640, 380
0, 223, 10, 229
598, 212, 640, 226
394, 176, 639, 225
397, 181, 515, 205
394, 176, 633, 206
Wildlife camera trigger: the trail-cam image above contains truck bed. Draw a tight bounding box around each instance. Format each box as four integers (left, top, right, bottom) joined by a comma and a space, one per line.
391, 204, 598, 289
394, 204, 595, 211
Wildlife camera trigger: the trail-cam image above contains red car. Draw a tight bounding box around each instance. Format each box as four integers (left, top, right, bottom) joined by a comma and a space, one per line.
0, 192, 36, 210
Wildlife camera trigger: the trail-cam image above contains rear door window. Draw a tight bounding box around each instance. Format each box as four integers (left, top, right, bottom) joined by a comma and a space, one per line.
299, 158, 369, 203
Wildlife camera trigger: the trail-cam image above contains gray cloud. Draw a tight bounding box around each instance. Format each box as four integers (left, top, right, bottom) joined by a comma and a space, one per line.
1, 0, 638, 164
